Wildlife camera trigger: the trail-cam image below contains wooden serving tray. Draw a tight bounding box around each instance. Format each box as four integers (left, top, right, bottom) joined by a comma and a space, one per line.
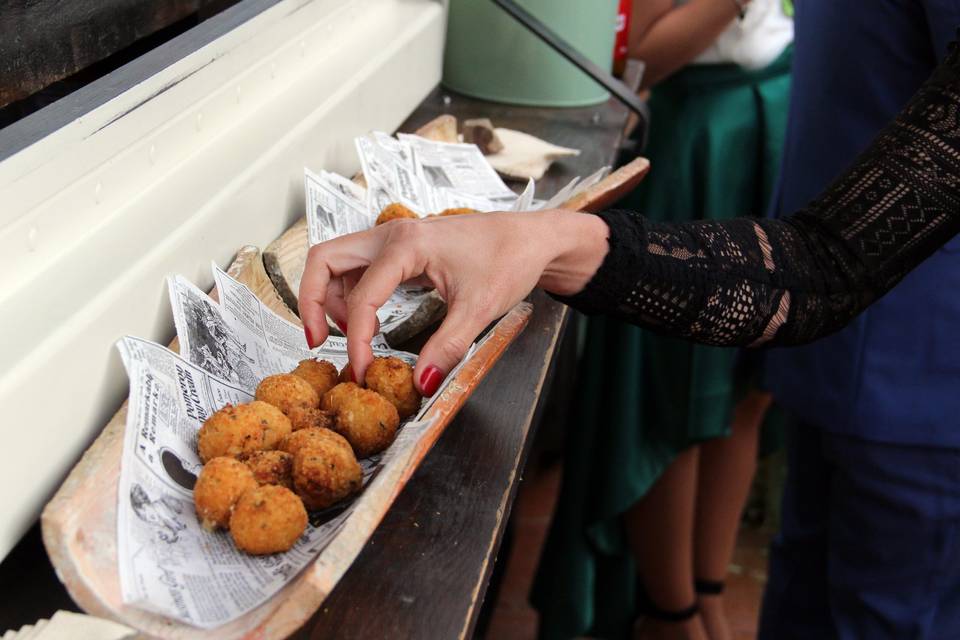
41, 112, 649, 638
41, 244, 533, 639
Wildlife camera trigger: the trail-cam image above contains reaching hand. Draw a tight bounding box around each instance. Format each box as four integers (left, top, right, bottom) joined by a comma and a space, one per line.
298, 210, 609, 395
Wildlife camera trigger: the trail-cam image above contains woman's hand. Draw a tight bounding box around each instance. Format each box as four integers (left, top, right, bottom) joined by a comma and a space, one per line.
298, 210, 609, 395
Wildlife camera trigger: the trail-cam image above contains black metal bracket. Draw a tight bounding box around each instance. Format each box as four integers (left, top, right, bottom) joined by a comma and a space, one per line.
491, 0, 649, 149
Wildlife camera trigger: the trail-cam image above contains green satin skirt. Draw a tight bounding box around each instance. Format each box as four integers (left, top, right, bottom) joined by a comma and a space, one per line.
530, 48, 793, 640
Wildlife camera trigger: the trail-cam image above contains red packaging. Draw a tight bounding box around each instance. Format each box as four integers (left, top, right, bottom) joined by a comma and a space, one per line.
613, 0, 632, 77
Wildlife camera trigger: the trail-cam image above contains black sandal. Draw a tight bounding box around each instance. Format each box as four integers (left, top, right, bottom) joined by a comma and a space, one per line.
635, 579, 700, 622
694, 579, 725, 596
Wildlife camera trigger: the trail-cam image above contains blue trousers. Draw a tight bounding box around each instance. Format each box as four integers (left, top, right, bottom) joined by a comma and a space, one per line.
758, 422, 960, 639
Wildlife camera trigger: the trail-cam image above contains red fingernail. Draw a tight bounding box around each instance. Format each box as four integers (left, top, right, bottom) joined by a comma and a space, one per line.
336, 320, 348, 335
304, 325, 317, 349
419, 365, 443, 397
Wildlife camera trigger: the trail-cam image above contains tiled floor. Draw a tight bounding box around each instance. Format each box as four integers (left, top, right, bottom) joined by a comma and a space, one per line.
484, 463, 772, 640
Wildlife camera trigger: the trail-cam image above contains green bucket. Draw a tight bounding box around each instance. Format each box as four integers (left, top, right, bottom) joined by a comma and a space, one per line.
442, 0, 619, 107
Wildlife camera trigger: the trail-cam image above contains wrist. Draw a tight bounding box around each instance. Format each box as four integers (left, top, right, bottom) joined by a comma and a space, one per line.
536, 210, 610, 296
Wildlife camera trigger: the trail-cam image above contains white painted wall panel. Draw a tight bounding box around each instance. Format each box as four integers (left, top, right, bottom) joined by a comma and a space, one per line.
0, 0, 446, 560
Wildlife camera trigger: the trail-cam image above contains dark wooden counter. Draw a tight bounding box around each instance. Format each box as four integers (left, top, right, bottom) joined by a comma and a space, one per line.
0, 86, 633, 638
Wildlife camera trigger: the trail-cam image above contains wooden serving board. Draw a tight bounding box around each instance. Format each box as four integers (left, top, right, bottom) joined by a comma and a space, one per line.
41, 243, 533, 639
41, 116, 649, 638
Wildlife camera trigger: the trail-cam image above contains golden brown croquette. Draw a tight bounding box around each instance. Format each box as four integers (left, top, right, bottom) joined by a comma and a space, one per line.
292, 443, 363, 510
438, 207, 478, 217
280, 427, 351, 457
364, 356, 422, 419
332, 387, 400, 457
256, 374, 321, 431
198, 402, 289, 462
375, 203, 419, 226
320, 382, 362, 413
291, 359, 339, 398
237, 450, 294, 489
229, 485, 308, 554
193, 457, 258, 531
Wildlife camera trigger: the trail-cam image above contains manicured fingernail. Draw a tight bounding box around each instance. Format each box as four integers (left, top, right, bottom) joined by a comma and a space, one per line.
336, 320, 348, 335
419, 365, 443, 397
304, 325, 317, 349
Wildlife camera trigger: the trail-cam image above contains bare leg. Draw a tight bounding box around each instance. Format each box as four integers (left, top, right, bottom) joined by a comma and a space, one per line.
694, 390, 772, 640
626, 446, 708, 640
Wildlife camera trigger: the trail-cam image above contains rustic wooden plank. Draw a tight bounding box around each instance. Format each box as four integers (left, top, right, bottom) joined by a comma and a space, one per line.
563, 156, 650, 213
40, 240, 533, 638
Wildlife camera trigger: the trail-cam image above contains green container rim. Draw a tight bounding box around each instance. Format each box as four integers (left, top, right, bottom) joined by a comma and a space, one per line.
440, 79, 611, 108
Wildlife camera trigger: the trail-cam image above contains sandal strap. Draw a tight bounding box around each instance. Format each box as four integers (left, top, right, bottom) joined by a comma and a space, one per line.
636, 579, 700, 622
639, 601, 700, 622
694, 579, 725, 595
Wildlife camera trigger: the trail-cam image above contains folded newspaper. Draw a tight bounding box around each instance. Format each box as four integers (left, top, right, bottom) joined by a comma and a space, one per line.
116, 263, 475, 628
304, 131, 608, 340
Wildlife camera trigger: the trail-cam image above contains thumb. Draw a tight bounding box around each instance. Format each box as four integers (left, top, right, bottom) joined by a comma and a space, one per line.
414, 306, 489, 396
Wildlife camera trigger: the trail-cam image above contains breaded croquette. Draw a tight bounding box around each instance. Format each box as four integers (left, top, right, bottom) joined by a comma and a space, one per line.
256, 374, 322, 431
291, 359, 339, 398
193, 457, 258, 531
238, 450, 294, 489
280, 427, 350, 457
198, 401, 289, 462
292, 442, 363, 510
332, 387, 400, 457
364, 356, 421, 419
229, 485, 308, 554
375, 203, 419, 226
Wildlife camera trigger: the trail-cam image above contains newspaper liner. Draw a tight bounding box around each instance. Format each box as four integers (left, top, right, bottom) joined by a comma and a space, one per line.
306, 132, 607, 342
117, 264, 476, 628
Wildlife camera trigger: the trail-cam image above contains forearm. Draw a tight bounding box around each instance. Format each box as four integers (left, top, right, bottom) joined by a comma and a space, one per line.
547, 42, 960, 347
630, 0, 743, 88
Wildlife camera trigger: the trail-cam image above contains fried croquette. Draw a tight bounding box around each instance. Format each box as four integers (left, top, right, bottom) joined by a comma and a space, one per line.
375, 203, 419, 226
256, 374, 322, 431
238, 450, 294, 489
320, 382, 362, 413
291, 359, 339, 398
293, 443, 363, 510
193, 457, 258, 531
438, 207, 478, 217
198, 401, 290, 462
364, 356, 421, 419
229, 485, 308, 554
280, 427, 351, 457
338, 362, 356, 385
332, 388, 400, 457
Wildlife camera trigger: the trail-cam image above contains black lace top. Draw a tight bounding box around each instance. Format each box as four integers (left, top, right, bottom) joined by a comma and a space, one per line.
556, 43, 960, 348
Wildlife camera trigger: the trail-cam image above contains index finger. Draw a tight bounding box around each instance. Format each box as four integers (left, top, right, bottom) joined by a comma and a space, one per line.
298, 229, 388, 348
298, 247, 332, 348
345, 244, 421, 382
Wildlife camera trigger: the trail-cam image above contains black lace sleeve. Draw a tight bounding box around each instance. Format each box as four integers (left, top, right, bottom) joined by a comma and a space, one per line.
554, 42, 960, 347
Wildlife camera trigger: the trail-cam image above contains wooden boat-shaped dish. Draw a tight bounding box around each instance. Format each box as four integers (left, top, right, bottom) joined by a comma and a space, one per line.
41, 127, 649, 638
